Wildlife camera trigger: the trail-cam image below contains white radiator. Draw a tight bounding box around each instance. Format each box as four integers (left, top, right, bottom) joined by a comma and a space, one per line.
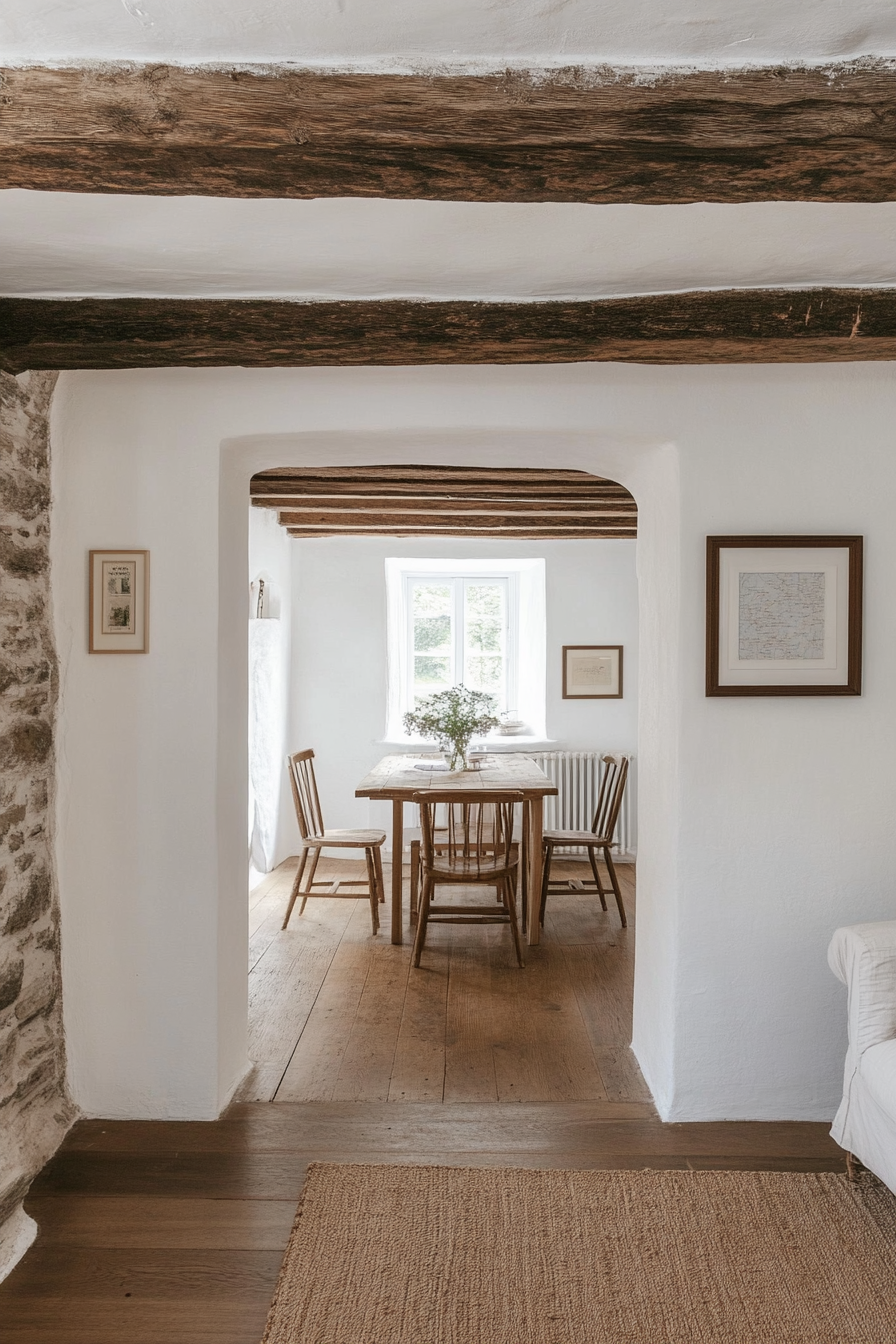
526, 751, 635, 858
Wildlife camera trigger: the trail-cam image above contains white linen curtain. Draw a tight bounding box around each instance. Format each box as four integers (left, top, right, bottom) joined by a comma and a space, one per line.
248, 618, 284, 873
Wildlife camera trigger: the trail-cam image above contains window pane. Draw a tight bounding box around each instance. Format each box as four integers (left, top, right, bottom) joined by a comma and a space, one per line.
463, 583, 506, 709
466, 584, 503, 619
414, 614, 451, 653
414, 656, 451, 685
466, 655, 503, 691
413, 583, 452, 615
466, 619, 502, 653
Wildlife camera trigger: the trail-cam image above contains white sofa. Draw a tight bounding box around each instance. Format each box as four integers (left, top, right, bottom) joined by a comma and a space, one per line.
828, 921, 896, 1193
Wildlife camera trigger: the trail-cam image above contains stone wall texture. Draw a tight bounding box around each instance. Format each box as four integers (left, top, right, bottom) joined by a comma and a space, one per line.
0, 369, 74, 1247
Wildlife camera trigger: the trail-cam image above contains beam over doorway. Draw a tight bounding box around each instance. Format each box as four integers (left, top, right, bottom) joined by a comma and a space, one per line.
4, 62, 896, 202
250, 466, 638, 540
1, 290, 893, 373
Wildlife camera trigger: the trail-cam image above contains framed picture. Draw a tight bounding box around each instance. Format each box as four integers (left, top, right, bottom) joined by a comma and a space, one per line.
89, 550, 149, 654
562, 645, 623, 699
706, 535, 862, 696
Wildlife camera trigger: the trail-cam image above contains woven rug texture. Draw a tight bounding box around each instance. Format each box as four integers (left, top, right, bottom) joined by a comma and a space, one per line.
261, 1162, 896, 1344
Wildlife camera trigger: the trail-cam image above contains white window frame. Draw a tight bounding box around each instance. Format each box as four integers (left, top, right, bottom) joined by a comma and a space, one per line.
402, 571, 518, 717
385, 558, 546, 743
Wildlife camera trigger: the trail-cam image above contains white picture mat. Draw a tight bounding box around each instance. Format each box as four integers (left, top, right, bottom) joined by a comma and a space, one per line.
90, 551, 148, 652
566, 647, 621, 696
718, 547, 849, 686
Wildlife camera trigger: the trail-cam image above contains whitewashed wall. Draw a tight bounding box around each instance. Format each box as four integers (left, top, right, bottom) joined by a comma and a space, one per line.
49, 362, 896, 1122
286, 535, 638, 840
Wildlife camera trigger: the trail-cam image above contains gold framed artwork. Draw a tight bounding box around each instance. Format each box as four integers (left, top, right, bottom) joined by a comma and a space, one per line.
562, 645, 623, 699
89, 550, 149, 654
706, 535, 863, 696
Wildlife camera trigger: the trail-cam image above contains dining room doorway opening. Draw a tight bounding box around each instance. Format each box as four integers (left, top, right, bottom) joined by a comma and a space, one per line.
238, 457, 650, 1106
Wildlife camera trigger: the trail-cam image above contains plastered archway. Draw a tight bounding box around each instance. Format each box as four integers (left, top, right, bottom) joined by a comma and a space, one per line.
218, 428, 681, 1114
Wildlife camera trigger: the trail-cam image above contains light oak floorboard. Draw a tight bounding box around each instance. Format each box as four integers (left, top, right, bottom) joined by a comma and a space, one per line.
258, 856, 643, 1105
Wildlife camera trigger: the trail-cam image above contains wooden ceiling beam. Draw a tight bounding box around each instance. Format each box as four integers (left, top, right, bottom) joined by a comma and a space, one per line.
252, 493, 635, 508
275, 509, 636, 528
5, 62, 896, 202
252, 466, 613, 483
265, 499, 637, 517
286, 528, 636, 539
3, 290, 896, 373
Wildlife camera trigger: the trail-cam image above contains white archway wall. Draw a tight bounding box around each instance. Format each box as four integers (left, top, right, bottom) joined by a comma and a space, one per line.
50, 362, 896, 1121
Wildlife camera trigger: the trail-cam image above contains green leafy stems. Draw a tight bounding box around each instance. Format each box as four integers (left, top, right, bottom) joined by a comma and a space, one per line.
403, 684, 500, 772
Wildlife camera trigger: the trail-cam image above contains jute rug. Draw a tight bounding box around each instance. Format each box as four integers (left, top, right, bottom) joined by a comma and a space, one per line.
261, 1163, 896, 1343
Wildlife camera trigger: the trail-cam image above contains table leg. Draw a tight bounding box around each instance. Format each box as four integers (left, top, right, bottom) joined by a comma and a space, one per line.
391, 799, 404, 945
526, 798, 543, 946
519, 801, 530, 933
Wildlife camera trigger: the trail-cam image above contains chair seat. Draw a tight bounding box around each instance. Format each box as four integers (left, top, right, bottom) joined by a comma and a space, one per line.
544, 829, 613, 846
301, 829, 386, 849
428, 854, 518, 880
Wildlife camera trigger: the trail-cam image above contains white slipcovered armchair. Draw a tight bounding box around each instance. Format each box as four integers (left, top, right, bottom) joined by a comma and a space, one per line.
828, 921, 896, 1192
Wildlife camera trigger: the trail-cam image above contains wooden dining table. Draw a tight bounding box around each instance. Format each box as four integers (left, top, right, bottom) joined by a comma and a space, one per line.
355, 753, 558, 948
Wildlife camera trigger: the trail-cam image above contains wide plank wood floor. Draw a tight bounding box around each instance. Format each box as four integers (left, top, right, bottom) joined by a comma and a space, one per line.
2, 1100, 844, 1344
242, 854, 651, 1104
0, 857, 845, 1342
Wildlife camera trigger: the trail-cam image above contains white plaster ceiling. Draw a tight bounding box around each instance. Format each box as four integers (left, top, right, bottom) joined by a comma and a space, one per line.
3, 0, 896, 67
2, 192, 896, 299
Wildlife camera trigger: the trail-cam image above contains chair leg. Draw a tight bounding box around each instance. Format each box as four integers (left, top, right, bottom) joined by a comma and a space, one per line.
503, 875, 525, 968
371, 844, 386, 909
603, 847, 627, 928
539, 842, 554, 924
587, 846, 609, 911
282, 849, 309, 930
364, 848, 380, 936
412, 873, 434, 968
409, 840, 419, 926
298, 849, 321, 915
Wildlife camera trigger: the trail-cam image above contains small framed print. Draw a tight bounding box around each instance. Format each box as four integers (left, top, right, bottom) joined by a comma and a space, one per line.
706, 535, 862, 696
563, 645, 623, 699
89, 550, 149, 654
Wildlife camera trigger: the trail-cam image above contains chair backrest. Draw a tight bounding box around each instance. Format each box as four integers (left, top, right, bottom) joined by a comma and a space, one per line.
412, 790, 523, 876
286, 749, 325, 842
591, 754, 630, 843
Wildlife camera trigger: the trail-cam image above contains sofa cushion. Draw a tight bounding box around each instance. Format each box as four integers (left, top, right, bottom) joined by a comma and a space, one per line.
859, 1038, 896, 1117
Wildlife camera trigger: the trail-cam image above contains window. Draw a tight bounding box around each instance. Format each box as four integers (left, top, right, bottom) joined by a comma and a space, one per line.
407, 574, 515, 712
385, 558, 546, 741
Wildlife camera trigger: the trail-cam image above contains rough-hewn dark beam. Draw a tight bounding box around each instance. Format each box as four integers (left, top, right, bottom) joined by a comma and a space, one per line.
275, 508, 636, 528
286, 528, 637, 539
2, 290, 895, 373
250, 465, 638, 539
4, 62, 896, 202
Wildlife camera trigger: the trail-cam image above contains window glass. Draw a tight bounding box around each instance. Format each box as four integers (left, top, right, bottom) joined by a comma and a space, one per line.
464, 581, 506, 703
412, 582, 454, 703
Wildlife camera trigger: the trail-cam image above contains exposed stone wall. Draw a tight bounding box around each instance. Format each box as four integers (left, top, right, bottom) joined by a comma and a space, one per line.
0, 370, 74, 1267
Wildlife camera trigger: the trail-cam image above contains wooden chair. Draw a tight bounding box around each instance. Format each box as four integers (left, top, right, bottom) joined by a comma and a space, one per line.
282, 749, 386, 935
539, 754, 630, 928
411, 790, 525, 969
409, 825, 519, 925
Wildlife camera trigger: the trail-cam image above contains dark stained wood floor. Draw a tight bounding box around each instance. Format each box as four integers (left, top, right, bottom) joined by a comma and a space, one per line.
0, 858, 845, 1343
243, 855, 650, 1105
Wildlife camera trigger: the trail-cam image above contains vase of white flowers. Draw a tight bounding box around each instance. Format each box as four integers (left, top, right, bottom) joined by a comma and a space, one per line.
403, 684, 500, 772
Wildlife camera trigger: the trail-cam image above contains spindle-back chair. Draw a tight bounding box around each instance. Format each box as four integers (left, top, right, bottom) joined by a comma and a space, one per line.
539, 754, 630, 928
411, 790, 525, 968
282, 749, 386, 935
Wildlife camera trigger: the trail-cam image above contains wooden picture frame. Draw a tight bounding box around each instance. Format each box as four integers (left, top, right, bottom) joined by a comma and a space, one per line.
562, 645, 623, 699
706, 535, 862, 696
89, 550, 149, 654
